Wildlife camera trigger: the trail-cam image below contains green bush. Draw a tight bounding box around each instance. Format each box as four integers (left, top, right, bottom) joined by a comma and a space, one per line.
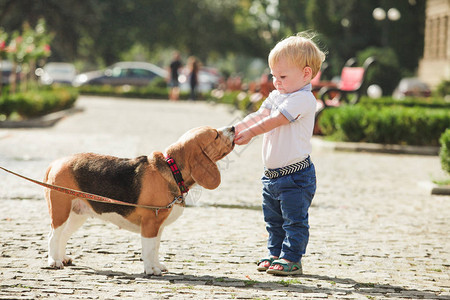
150, 77, 169, 89
319, 104, 450, 146
358, 96, 449, 109
211, 90, 264, 113
218, 91, 240, 105
208, 90, 450, 147
0, 87, 78, 119
77, 80, 211, 100
440, 129, 450, 174
436, 80, 450, 97
77, 84, 169, 99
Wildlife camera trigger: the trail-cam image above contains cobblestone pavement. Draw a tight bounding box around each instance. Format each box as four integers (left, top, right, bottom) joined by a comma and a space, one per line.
0, 96, 449, 299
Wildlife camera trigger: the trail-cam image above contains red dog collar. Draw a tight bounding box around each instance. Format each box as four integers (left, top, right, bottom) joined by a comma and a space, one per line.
165, 156, 189, 194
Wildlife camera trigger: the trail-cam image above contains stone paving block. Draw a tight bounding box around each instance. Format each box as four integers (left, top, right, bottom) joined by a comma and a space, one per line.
0, 97, 449, 299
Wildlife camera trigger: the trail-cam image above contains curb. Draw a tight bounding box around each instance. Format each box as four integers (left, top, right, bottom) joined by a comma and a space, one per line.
0, 107, 83, 129
419, 181, 450, 196
431, 185, 450, 195
312, 137, 440, 156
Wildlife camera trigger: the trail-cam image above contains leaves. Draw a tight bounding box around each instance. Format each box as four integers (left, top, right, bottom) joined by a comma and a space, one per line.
0, 0, 425, 79
319, 101, 450, 146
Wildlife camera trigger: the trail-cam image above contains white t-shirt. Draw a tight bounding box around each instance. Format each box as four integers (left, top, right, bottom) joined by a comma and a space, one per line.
260, 84, 316, 169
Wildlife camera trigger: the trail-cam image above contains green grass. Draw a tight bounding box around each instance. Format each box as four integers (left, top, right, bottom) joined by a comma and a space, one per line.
276, 278, 303, 286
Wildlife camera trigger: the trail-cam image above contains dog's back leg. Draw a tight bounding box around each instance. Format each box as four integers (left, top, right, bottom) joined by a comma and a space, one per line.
45, 159, 87, 269
48, 208, 87, 268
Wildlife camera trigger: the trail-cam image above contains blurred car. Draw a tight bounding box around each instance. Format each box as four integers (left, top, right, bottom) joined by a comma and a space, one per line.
73, 61, 167, 87
179, 67, 221, 93
393, 77, 432, 100
36, 62, 76, 85
0, 60, 21, 85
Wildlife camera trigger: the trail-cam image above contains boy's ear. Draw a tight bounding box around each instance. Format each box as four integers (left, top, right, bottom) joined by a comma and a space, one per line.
303, 66, 313, 80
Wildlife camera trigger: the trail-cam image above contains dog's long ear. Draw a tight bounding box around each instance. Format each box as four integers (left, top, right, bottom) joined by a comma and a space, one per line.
191, 152, 220, 190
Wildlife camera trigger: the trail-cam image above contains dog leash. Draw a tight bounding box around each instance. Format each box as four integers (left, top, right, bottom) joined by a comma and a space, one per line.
0, 166, 185, 215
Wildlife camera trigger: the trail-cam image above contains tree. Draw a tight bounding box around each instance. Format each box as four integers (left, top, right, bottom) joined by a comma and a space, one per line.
2, 18, 52, 93
278, 0, 309, 35
306, 0, 425, 88
0, 0, 425, 85
0, 28, 8, 95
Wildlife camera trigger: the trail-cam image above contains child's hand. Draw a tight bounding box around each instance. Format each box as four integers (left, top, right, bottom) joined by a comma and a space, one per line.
234, 130, 253, 145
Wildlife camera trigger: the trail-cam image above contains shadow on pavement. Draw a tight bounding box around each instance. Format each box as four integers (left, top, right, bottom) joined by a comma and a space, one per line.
80, 267, 444, 299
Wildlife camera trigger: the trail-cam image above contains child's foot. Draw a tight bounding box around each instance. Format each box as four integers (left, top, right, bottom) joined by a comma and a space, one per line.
256, 256, 278, 271
267, 258, 302, 276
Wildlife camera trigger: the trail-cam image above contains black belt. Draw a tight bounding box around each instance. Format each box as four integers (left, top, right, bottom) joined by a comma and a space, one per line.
264, 156, 311, 179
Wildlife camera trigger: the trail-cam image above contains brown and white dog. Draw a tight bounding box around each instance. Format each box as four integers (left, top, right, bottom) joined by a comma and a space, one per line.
44, 126, 235, 275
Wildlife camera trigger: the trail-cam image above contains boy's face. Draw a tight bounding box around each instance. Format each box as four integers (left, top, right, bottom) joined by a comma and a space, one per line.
270, 56, 309, 94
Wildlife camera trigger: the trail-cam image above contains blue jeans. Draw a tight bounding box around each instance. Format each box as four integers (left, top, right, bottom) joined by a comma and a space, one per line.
262, 163, 316, 263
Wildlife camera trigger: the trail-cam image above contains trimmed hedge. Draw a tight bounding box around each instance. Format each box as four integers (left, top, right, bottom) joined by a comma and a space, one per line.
212, 91, 450, 147
0, 87, 78, 119
440, 129, 450, 174
77, 84, 170, 99
436, 80, 450, 97
77, 78, 209, 100
212, 90, 264, 112
319, 104, 450, 146
358, 97, 449, 109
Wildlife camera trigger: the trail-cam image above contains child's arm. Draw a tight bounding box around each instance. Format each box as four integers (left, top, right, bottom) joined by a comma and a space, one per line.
234, 109, 289, 145
234, 107, 270, 135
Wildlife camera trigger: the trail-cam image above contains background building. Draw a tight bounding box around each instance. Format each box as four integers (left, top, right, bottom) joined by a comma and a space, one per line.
418, 0, 450, 88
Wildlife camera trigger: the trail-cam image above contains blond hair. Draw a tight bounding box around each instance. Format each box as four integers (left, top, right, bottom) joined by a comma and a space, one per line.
268, 32, 326, 79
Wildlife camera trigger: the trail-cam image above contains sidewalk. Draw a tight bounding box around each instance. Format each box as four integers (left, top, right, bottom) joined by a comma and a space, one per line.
0, 96, 449, 299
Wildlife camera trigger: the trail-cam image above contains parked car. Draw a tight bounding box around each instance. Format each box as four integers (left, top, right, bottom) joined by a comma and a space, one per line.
36, 62, 77, 85
393, 77, 432, 99
73, 61, 167, 87
0, 60, 21, 85
178, 67, 221, 93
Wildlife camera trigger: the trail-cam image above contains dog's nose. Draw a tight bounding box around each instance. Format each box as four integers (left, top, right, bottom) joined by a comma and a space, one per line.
227, 126, 235, 137
218, 126, 235, 135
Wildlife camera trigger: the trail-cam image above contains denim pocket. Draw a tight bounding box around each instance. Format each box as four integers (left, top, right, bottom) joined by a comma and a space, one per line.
287, 165, 316, 190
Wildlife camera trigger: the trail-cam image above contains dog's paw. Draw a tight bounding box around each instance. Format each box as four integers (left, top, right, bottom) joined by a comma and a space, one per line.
144, 267, 161, 276
144, 262, 167, 276
156, 262, 167, 272
48, 257, 65, 269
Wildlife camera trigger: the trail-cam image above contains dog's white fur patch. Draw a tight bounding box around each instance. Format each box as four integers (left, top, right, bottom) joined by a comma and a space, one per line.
48, 198, 185, 273
162, 205, 184, 227
72, 198, 141, 232
141, 205, 184, 274
97, 212, 141, 233
48, 209, 88, 268
142, 235, 165, 275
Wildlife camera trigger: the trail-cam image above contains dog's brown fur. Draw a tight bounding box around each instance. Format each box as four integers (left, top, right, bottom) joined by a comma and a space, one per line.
44, 126, 235, 275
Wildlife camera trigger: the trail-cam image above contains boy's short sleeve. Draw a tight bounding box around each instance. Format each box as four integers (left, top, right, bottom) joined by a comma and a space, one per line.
278, 92, 316, 122
260, 87, 316, 122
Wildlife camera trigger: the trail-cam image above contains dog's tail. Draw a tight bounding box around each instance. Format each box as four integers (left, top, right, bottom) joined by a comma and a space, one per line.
43, 163, 54, 210
44, 164, 51, 184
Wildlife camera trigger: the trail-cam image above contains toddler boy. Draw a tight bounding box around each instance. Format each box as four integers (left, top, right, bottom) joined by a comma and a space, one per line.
234, 32, 325, 275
